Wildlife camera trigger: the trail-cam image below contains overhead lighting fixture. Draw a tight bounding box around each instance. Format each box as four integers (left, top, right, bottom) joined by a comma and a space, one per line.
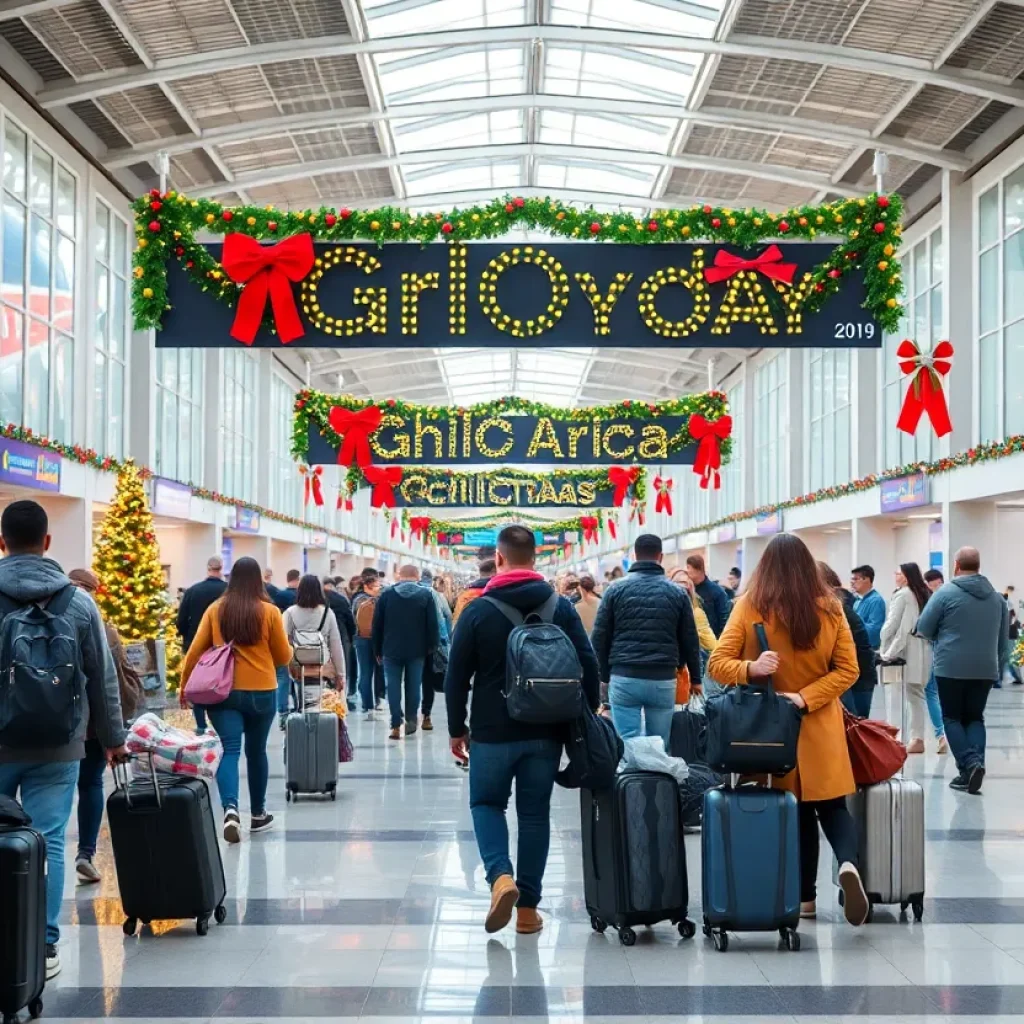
906, 513, 941, 520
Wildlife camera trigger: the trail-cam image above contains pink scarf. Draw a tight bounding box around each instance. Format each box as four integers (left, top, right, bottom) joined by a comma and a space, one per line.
484, 570, 546, 592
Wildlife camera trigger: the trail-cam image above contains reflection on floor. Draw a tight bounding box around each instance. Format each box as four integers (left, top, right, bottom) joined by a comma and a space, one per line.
43, 687, 1024, 1021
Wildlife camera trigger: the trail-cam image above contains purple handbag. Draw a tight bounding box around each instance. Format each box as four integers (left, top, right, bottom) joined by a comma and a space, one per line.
183, 643, 235, 705
338, 719, 354, 763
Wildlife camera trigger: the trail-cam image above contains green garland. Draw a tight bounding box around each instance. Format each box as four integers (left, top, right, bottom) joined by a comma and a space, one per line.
690, 435, 1024, 533
294, 388, 730, 464
428, 510, 606, 545
345, 464, 647, 504
132, 190, 905, 334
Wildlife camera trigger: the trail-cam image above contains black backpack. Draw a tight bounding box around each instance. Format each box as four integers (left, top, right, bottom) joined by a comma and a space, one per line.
482, 593, 585, 724
556, 708, 622, 791
0, 586, 83, 749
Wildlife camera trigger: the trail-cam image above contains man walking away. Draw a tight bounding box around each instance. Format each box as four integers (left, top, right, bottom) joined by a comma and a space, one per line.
684, 553, 732, 635
372, 564, 439, 739
850, 565, 886, 650
454, 558, 496, 626
916, 546, 1008, 794
418, 569, 452, 731
0, 500, 128, 979
263, 567, 281, 603
269, 569, 300, 724
324, 578, 357, 706
446, 526, 599, 935
176, 556, 227, 732
593, 534, 702, 746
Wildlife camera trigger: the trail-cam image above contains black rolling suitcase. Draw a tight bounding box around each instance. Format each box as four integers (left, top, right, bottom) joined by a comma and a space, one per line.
107, 758, 227, 937
0, 800, 45, 1024
581, 771, 696, 946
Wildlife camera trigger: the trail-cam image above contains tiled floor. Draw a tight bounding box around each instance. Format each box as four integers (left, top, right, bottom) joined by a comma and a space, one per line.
44, 686, 1024, 1021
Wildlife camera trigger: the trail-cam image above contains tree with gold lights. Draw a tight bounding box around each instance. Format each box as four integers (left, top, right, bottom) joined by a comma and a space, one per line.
92, 460, 170, 644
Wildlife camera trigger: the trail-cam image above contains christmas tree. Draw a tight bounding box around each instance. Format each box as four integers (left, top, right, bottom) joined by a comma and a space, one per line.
93, 460, 170, 643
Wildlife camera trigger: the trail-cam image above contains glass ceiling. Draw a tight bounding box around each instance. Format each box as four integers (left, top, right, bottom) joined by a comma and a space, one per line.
360, 0, 727, 404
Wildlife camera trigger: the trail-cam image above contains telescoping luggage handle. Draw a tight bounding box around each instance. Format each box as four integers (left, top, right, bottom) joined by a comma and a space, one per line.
112, 752, 162, 811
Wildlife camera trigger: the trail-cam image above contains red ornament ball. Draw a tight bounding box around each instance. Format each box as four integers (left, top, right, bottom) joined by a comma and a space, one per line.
340, 208, 351, 220
647, 220, 659, 232
703, 204, 713, 214
185, 260, 194, 269
149, 188, 160, 198
877, 196, 890, 208
505, 202, 515, 213
711, 217, 721, 228
623, 399, 631, 407
441, 222, 454, 234
873, 222, 885, 233
174, 245, 184, 257
325, 213, 337, 227
267, 221, 277, 232
150, 200, 162, 212
514, 197, 525, 208
778, 220, 790, 233
222, 210, 233, 222
828, 268, 842, 279
148, 220, 160, 232
387, 398, 396, 407
814, 283, 824, 293
590, 222, 601, 234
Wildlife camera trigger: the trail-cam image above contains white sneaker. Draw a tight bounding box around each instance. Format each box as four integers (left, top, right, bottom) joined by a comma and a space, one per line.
45, 944, 60, 980
223, 809, 241, 844
838, 862, 870, 926
75, 855, 101, 884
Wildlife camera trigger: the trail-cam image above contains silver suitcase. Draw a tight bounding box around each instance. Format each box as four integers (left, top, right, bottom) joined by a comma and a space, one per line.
285, 676, 338, 800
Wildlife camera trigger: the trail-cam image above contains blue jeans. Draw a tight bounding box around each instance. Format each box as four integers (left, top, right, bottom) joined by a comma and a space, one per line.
937, 677, 992, 773
469, 737, 562, 908
842, 688, 874, 718
76, 738, 107, 859
925, 672, 945, 738
275, 665, 293, 716
0, 759, 79, 945
609, 675, 676, 748
193, 706, 208, 731
355, 637, 376, 712
207, 689, 276, 814
383, 656, 424, 729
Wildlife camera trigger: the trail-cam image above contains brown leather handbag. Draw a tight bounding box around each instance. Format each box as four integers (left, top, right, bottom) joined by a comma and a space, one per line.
843, 707, 908, 785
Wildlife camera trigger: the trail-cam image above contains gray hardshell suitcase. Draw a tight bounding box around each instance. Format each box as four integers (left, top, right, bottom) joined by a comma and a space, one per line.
285, 708, 338, 801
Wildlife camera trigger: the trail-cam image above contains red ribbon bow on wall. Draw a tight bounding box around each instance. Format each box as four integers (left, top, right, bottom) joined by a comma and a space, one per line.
409, 516, 431, 541
221, 232, 314, 345
689, 414, 732, 490
328, 405, 383, 468
364, 465, 403, 508
607, 466, 640, 507
299, 465, 323, 507
896, 339, 954, 438
607, 515, 618, 541
653, 475, 674, 514
580, 515, 600, 544
703, 244, 797, 286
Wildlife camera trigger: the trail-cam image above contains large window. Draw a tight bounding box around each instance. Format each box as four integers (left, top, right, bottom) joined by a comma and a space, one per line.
155, 349, 204, 483
754, 354, 787, 505
806, 349, 851, 491
268, 372, 301, 520
882, 228, 941, 467
93, 199, 129, 458
978, 173, 1024, 441
220, 349, 257, 501
1, 112, 76, 442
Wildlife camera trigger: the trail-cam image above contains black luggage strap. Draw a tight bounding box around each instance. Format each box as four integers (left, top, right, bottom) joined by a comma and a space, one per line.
482, 592, 558, 626
751, 622, 774, 688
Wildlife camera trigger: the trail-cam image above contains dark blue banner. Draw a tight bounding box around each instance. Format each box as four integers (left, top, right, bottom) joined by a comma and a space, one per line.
157, 241, 879, 349
389, 470, 618, 507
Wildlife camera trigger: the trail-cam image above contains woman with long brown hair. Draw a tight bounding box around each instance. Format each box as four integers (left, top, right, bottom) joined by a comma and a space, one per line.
182, 556, 292, 843
707, 534, 867, 925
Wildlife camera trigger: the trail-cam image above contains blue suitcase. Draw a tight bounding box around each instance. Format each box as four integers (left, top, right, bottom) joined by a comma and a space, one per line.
701, 785, 801, 951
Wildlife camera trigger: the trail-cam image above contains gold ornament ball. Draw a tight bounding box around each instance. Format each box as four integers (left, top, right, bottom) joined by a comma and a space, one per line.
142, 287, 153, 298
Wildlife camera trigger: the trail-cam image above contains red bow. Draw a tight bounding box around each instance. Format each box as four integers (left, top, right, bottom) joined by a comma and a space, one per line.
629, 499, 646, 526
328, 405, 383, 468
690, 414, 732, 490
580, 515, 599, 544
221, 232, 314, 345
896, 339, 954, 438
607, 466, 640, 507
654, 475, 674, 514
607, 515, 618, 540
703, 244, 797, 286
409, 516, 431, 541
299, 465, 323, 507
364, 465, 402, 508
390, 518, 399, 539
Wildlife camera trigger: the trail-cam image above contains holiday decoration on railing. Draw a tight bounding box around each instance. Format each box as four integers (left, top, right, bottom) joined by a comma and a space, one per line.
690, 413, 733, 489
299, 464, 324, 506
654, 475, 674, 514
607, 465, 641, 507
328, 403, 383, 467
409, 516, 431, 541
132, 191, 905, 337
364, 465, 403, 508
580, 515, 600, 544
607, 512, 619, 540
428, 510, 605, 546
896, 339, 954, 438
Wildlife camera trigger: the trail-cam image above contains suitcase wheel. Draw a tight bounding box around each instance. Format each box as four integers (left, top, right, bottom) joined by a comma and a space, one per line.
196, 916, 209, 937
28, 998, 42, 1020
286, 789, 292, 802
330, 788, 336, 801
678, 919, 696, 940
589, 915, 607, 934
214, 905, 227, 925
780, 927, 800, 952
617, 927, 637, 947
711, 929, 729, 952
122, 917, 138, 937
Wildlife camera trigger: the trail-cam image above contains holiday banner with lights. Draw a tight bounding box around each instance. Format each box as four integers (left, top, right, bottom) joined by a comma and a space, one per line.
134, 192, 904, 349
294, 390, 730, 471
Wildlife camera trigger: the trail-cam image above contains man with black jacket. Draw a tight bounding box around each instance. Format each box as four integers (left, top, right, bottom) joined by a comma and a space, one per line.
684, 553, 733, 635
176, 556, 227, 732
446, 526, 600, 937
591, 534, 701, 747
324, 578, 357, 705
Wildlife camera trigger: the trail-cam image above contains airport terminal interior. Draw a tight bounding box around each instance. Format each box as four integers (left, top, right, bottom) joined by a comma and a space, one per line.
3, 0, 1024, 1020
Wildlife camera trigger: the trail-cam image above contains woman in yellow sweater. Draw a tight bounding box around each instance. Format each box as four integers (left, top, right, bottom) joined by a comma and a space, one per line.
181, 556, 292, 843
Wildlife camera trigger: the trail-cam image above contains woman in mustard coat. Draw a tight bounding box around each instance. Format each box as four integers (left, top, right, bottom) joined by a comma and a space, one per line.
707, 533, 868, 926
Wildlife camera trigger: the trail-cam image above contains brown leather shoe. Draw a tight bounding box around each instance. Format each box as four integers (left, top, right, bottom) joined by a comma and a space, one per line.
906, 738, 925, 754
421, 716, 433, 731
388, 727, 401, 741
516, 907, 543, 934
485, 874, 519, 933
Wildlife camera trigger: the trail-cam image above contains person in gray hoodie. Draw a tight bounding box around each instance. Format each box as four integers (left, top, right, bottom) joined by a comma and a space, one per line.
0, 500, 127, 979
915, 546, 1008, 795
